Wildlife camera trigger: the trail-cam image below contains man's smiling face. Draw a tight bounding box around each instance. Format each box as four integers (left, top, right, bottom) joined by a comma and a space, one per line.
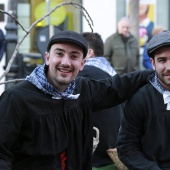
45, 42, 86, 92
151, 46, 170, 91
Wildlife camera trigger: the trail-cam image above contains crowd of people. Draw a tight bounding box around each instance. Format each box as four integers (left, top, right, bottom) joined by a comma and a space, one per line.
0, 11, 169, 170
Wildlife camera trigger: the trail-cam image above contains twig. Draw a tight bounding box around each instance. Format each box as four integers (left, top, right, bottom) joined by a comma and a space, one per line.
0, 1, 94, 84
0, 78, 24, 85
0, 9, 28, 33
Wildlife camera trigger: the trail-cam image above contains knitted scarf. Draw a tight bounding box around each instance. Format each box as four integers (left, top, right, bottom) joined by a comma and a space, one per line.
150, 72, 170, 110
85, 57, 117, 76
25, 65, 80, 100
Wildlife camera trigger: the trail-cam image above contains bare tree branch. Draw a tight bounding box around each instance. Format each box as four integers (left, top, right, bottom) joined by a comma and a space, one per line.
70, 2, 94, 31
0, 0, 93, 85
0, 9, 28, 33
0, 79, 24, 85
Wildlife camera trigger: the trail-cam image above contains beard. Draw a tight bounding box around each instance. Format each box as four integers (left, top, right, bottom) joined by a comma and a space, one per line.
156, 71, 170, 89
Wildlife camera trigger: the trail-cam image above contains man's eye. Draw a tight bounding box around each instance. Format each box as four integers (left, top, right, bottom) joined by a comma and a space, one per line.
158, 59, 166, 62
71, 55, 78, 59
56, 52, 62, 56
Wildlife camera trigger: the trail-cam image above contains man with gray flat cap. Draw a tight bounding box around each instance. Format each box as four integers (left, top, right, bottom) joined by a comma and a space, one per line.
0, 30, 152, 170
117, 30, 170, 170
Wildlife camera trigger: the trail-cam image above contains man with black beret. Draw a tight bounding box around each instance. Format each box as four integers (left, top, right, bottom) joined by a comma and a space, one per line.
117, 30, 170, 170
78, 32, 124, 170
0, 30, 152, 170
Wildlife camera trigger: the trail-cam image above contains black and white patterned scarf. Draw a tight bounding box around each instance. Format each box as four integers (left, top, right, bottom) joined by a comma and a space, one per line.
85, 57, 117, 76
150, 72, 170, 110
25, 64, 80, 100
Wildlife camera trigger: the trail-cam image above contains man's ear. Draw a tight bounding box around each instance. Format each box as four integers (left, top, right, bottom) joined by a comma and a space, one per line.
150, 58, 155, 70
85, 49, 95, 59
45, 52, 50, 65
79, 58, 86, 71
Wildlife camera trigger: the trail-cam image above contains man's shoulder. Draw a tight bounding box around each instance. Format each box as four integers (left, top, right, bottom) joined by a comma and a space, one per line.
137, 83, 153, 93
129, 34, 138, 42
78, 65, 110, 80
106, 32, 119, 40
105, 33, 121, 46
2, 80, 37, 97
128, 83, 155, 102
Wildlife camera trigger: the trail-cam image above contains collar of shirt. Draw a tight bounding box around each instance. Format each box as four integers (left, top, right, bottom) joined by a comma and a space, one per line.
150, 72, 170, 110
25, 64, 79, 100
85, 57, 117, 77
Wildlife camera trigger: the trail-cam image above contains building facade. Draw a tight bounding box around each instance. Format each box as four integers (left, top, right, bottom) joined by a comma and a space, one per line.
0, 0, 170, 93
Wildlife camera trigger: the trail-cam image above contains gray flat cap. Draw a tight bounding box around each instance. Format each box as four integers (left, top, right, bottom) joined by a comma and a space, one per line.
47, 30, 88, 58
147, 30, 170, 58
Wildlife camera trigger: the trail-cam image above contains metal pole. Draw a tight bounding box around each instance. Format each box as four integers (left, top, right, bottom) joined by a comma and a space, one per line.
46, 0, 54, 38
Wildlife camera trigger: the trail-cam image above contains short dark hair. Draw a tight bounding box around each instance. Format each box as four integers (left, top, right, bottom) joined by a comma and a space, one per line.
81, 32, 104, 56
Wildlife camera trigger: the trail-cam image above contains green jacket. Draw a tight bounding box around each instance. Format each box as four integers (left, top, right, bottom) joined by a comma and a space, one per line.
104, 32, 139, 74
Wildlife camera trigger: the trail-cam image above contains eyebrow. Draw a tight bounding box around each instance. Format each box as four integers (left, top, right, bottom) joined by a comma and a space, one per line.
158, 56, 166, 58
54, 48, 81, 55
54, 48, 65, 52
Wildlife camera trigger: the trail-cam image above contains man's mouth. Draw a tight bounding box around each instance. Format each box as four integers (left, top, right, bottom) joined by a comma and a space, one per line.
163, 72, 170, 76
58, 68, 71, 73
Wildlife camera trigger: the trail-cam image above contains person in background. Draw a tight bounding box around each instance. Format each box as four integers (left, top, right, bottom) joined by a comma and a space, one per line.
139, 3, 154, 46
117, 30, 170, 170
78, 32, 124, 170
142, 25, 164, 69
0, 30, 152, 170
104, 17, 139, 74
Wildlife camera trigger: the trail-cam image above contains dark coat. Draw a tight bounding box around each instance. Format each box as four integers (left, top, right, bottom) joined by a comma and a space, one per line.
78, 65, 124, 167
117, 83, 170, 170
0, 29, 5, 61
104, 32, 139, 74
0, 70, 151, 170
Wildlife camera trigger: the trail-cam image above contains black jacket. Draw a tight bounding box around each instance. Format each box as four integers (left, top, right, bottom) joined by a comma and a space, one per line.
78, 65, 124, 167
117, 84, 170, 170
0, 70, 151, 170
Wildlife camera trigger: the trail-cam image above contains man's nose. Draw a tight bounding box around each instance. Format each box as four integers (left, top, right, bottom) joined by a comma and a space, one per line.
123, 26, 130, 31
61, 56, 71, 65
166, 60, 170, 70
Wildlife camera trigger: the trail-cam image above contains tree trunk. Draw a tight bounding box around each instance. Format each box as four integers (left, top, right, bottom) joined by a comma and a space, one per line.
129, 0, 139, 45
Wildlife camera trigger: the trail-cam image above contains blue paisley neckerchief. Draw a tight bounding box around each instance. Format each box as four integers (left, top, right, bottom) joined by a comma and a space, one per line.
85, 57, 117, 76
150, 72, 167, 94
25, 64, 80, 100
150, 72, 170, 110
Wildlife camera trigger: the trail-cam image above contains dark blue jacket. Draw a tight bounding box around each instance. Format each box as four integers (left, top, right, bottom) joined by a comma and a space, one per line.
142, 43, 152, 69
0, 29, 5, 61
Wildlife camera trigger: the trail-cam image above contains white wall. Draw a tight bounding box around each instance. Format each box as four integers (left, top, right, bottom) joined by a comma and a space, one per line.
82, 0, 116, 42
0, 0, 8, 33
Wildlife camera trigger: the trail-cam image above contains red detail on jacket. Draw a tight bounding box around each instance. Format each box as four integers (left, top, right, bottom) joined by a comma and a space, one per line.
60, 151, 67, 170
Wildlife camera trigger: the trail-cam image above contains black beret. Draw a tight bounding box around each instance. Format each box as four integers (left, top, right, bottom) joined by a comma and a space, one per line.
47, 30, 88, 58
147, 30, 170, 58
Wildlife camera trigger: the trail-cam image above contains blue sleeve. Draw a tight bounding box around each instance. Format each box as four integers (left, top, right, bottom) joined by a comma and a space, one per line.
142, 45, 152, 69
0, 29, 5, 61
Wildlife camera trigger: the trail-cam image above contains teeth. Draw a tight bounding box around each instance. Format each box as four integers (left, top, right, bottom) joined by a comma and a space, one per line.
60, 69, 70, 73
